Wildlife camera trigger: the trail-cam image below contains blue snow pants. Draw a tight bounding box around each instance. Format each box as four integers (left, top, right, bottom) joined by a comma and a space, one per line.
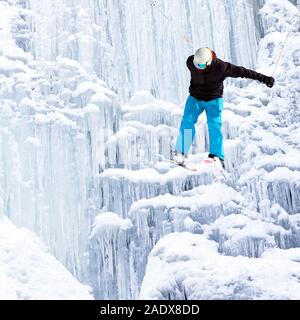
175, 95, 224, 160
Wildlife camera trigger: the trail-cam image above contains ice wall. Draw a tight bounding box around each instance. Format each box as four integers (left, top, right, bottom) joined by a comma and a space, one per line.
98, 166, 214, 218
128, 183, 243, 292
1, 0, 300, 301
88, 212, 134, 299
20, 0, 261, 103
105, 91, 183, 169
0, 1, 119, 279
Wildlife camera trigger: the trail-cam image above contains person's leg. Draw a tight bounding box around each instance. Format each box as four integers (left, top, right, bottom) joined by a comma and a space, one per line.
204, 98, 224, 160
175, 95, 204, 155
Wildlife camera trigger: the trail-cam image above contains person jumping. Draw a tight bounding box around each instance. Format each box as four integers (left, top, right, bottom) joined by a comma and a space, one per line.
173, 47, 275, 169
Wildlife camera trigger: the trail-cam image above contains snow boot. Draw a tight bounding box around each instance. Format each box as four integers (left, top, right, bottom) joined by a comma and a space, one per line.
208, 153, 225, 170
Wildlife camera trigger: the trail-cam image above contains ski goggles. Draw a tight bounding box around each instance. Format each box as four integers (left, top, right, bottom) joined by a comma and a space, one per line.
196, 63, 207, 69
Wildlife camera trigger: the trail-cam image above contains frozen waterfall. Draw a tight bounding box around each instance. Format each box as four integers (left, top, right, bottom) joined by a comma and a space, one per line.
0, 0, 300, 300
21, 0, 260, 103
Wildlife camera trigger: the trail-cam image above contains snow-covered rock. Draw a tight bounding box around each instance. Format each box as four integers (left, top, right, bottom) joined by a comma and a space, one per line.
128, 183, 243, 292
0, 215, 93, 300
140, 232, 300, 300
209, 212, 299, 257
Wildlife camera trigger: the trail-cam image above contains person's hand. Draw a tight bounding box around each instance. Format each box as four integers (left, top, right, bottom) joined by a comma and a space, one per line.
263, 76, 275, 88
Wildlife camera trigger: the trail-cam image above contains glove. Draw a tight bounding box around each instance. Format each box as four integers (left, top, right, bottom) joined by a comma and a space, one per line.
263, 76, 275, 88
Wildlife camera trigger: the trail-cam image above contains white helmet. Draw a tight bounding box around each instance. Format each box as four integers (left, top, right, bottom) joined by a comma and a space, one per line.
193, 47, 213, 69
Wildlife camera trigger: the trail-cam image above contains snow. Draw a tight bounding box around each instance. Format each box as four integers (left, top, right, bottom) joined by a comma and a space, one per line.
0, 55, 27, 75
209, 212, 294, 257
22, 0, 260, 103
140, 232, 300, 300
89, 212, 133, 299
264, 167, 300, 183
120, 182, 245, 297
99, 165, 211, 185
56, 57, 87, 75
262, 247, 300, 261
0, 2, 31, 62
73, 81, 116, 100
24, 136, 41, 147
0, 215, 93, 300
0, 0, 299, 301
128, 91, 156, 106
123, 94, 182, 127
90, 212, 132, 238
98, 166, 215, 217
130, 183, 242, 214
0, 1, 121, 285
256, 151, 300, 171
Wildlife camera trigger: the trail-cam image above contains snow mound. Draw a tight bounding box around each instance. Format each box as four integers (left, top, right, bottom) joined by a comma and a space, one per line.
140, 232, 300, 300
130, 183, 243, 220
209, 212, 297, 257
0, 216, 93, 300
124, 91, 182, 127
90, 212, 132, 238
128, 91, 156, 106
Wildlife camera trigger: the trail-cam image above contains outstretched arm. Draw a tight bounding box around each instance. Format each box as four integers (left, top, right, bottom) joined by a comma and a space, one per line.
222, 61, 275, 88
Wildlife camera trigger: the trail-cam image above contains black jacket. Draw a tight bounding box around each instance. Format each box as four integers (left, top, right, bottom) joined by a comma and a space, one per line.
186, 53, 266, 101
